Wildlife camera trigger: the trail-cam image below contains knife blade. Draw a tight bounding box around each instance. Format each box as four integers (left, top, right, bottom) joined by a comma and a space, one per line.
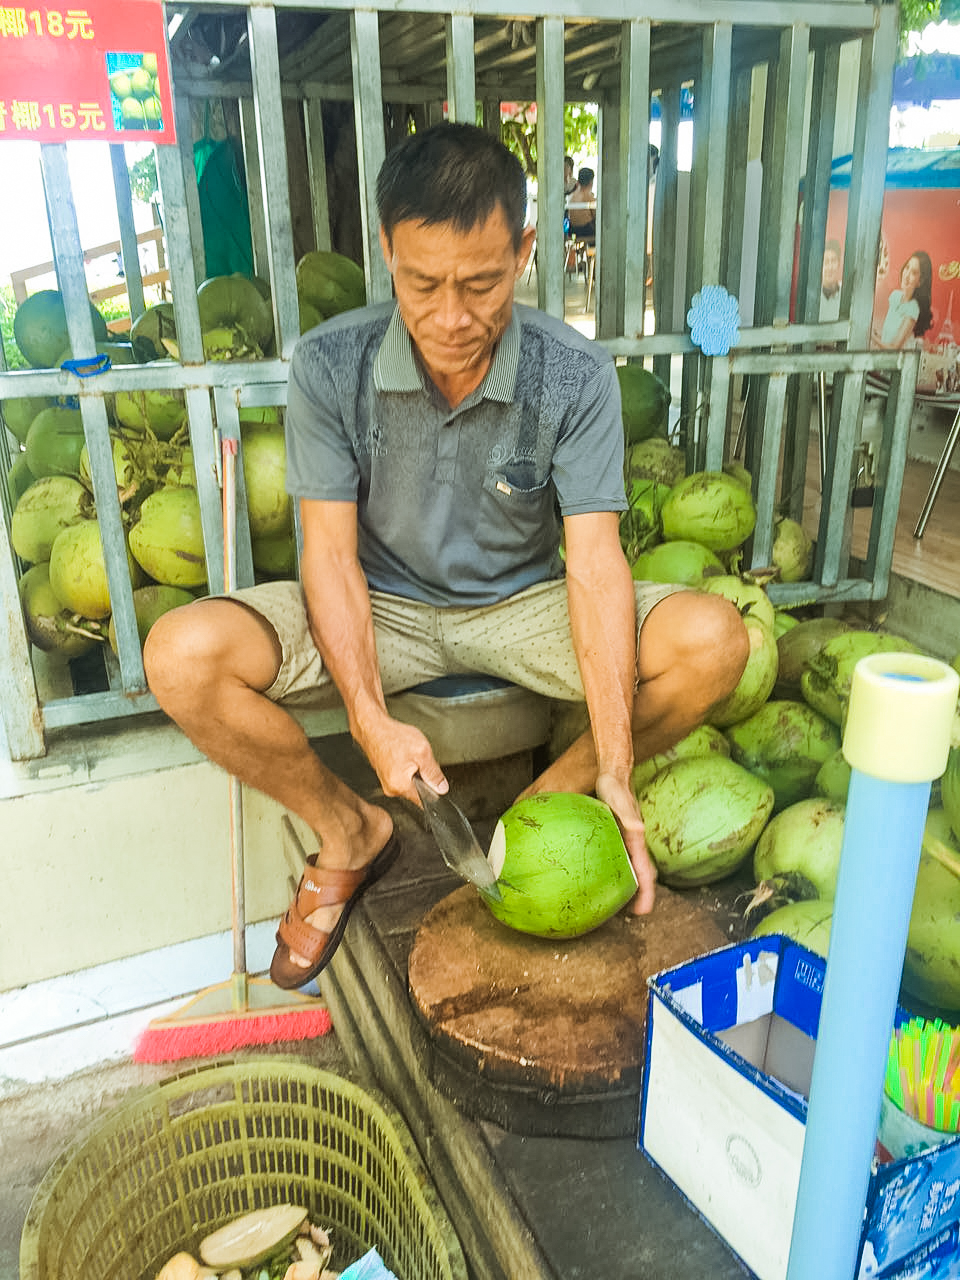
413, 775, 503, 902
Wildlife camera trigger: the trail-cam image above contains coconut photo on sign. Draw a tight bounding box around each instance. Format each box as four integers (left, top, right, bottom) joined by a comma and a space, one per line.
105, 50, 164, 133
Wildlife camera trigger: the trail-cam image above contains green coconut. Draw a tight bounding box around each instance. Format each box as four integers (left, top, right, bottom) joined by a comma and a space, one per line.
484, 793, 638, 939
6, 452, 34, 508
619, 478, 672, 561
295, 250, 367, 319
199, 325, 264, 362
901, 809, 960, 1012
107, 584, 195, 655
772, 517, 813, 583
198, 274, 274, 349
299, 298, 325, 334
114, 388, 187, 440
48, 519, 140, 620
752, 796, 846, 899
18, 562, 101, 658
162, 445, 196, 489
3, 395, 53, 445
79, 432, 152, 505
751, 899, 833, 958
725, 700, 841, 812
253, 531, 298, 578
814, 748, 852, 803
129, 486, 207, 587
13, 290, 108, 368
696, 574, 776, 630
661, 470, 757, 552
11, 475, 92, 563
627, 438, 686, 488
773, 610, 800, 639
242, 428, 291, 537
722, 460, 752, 491
801, 630, 922, 727
616, 363, 670, 444
940, 745, 960, 845
631, 539, 723, 585
774, 616, 853, 699
239, 406, 282, 431
25, 407, 86, 479
129, 301, 177, 362
629, 723, 731, 794
707, 615, 779, 729
638, 755, 774, 887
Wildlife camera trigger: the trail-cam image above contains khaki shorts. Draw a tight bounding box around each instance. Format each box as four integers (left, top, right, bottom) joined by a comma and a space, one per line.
228, 577, 680, 704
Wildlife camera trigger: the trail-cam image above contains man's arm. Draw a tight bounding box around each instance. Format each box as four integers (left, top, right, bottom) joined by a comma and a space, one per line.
563, 509, 656, 913
298, 497, 444, 796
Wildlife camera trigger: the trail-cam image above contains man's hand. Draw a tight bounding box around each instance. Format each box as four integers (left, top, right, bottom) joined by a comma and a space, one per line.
355, 712, 446, 801
595, 771, 656, 915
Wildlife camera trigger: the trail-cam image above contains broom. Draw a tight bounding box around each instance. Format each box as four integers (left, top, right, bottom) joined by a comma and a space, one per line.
134, 435, 331, 1062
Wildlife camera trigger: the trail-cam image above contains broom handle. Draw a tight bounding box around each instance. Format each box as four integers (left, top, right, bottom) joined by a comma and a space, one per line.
222, 437, 248, 1006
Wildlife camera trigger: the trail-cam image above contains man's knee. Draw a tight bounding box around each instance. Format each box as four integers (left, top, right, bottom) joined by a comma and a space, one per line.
708, 594, 751, 696
144, 598, 282, 710
143, 601, 212, 706
640, 589, 749, 695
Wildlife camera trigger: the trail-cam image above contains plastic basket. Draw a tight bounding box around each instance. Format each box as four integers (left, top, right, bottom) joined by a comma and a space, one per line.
20, 1059, 467, 1280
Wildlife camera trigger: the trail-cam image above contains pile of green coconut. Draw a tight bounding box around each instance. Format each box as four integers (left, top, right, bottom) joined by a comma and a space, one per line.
571, 362, 960, 1020
4, 252, 364, 669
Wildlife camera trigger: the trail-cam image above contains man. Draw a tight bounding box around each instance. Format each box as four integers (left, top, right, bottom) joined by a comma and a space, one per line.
145, 124, 746, 991
820, 240, 842, 323
563, 155, 578, 197
567, 166, 597, 241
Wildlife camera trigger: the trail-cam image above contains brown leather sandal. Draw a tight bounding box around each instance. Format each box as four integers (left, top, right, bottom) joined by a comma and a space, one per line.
269, 834, 401, 989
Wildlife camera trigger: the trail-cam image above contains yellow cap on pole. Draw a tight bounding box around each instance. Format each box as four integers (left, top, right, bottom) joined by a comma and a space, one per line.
842, 653, 959, 783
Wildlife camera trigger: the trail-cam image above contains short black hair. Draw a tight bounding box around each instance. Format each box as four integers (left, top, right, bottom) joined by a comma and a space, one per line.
376, 123, 528, 250
577, 167, 595, 186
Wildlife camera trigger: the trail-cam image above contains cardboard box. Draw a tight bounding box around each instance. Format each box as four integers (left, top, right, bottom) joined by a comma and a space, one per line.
638, 937, 960, 1280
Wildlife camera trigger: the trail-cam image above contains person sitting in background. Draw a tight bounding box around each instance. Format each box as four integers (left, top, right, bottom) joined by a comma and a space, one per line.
563, 155, 577, 197
567, 167, 596, 241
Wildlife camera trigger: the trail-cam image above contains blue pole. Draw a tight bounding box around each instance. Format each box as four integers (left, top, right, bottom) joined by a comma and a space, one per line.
785, 771, 930, 1280
785, 655, 959, 1280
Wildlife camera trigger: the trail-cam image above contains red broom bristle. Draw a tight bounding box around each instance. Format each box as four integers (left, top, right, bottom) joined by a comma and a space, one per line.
134, 1006, 332, 1064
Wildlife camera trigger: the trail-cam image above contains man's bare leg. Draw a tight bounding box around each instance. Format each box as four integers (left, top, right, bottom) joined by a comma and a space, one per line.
529, 591, 748, 794
144, 598, 392, 967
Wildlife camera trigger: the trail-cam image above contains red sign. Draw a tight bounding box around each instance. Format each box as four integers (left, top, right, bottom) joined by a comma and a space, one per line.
0, 1, 176, 144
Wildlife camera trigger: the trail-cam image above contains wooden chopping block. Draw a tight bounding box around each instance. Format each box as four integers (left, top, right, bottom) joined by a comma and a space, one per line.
407, 882, 729, 1096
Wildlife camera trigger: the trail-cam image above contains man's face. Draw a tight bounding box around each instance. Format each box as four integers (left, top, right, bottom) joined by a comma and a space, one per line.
380, 206, 535, 388
822, 249, 840, 291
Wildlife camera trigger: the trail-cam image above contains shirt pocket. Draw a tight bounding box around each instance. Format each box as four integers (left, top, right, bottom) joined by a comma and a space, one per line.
476, 466, 559, 558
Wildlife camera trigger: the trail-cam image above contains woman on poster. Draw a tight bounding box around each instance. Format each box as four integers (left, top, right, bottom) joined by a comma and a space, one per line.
872, 249, 933, 350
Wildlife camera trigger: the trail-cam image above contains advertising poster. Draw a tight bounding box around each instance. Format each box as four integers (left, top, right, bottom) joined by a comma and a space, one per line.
805, 149, 960, 392
0, 0, 176, 144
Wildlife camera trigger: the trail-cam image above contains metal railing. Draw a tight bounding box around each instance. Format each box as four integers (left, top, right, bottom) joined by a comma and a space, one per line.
0, 0, 903, 758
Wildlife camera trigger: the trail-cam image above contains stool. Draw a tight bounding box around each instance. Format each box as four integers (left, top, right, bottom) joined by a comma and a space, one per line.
389, 674, 552, 765
289, 674, 553, 767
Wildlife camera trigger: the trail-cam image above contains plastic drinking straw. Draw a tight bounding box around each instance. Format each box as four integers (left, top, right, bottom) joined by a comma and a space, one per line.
786, 654, 959, 1280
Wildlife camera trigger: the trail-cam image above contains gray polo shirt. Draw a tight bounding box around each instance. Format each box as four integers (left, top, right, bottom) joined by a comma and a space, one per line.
285, 301, 626, 607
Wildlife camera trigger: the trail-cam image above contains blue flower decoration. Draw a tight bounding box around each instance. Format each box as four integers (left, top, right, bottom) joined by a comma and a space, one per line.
687, 285, 741, 356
